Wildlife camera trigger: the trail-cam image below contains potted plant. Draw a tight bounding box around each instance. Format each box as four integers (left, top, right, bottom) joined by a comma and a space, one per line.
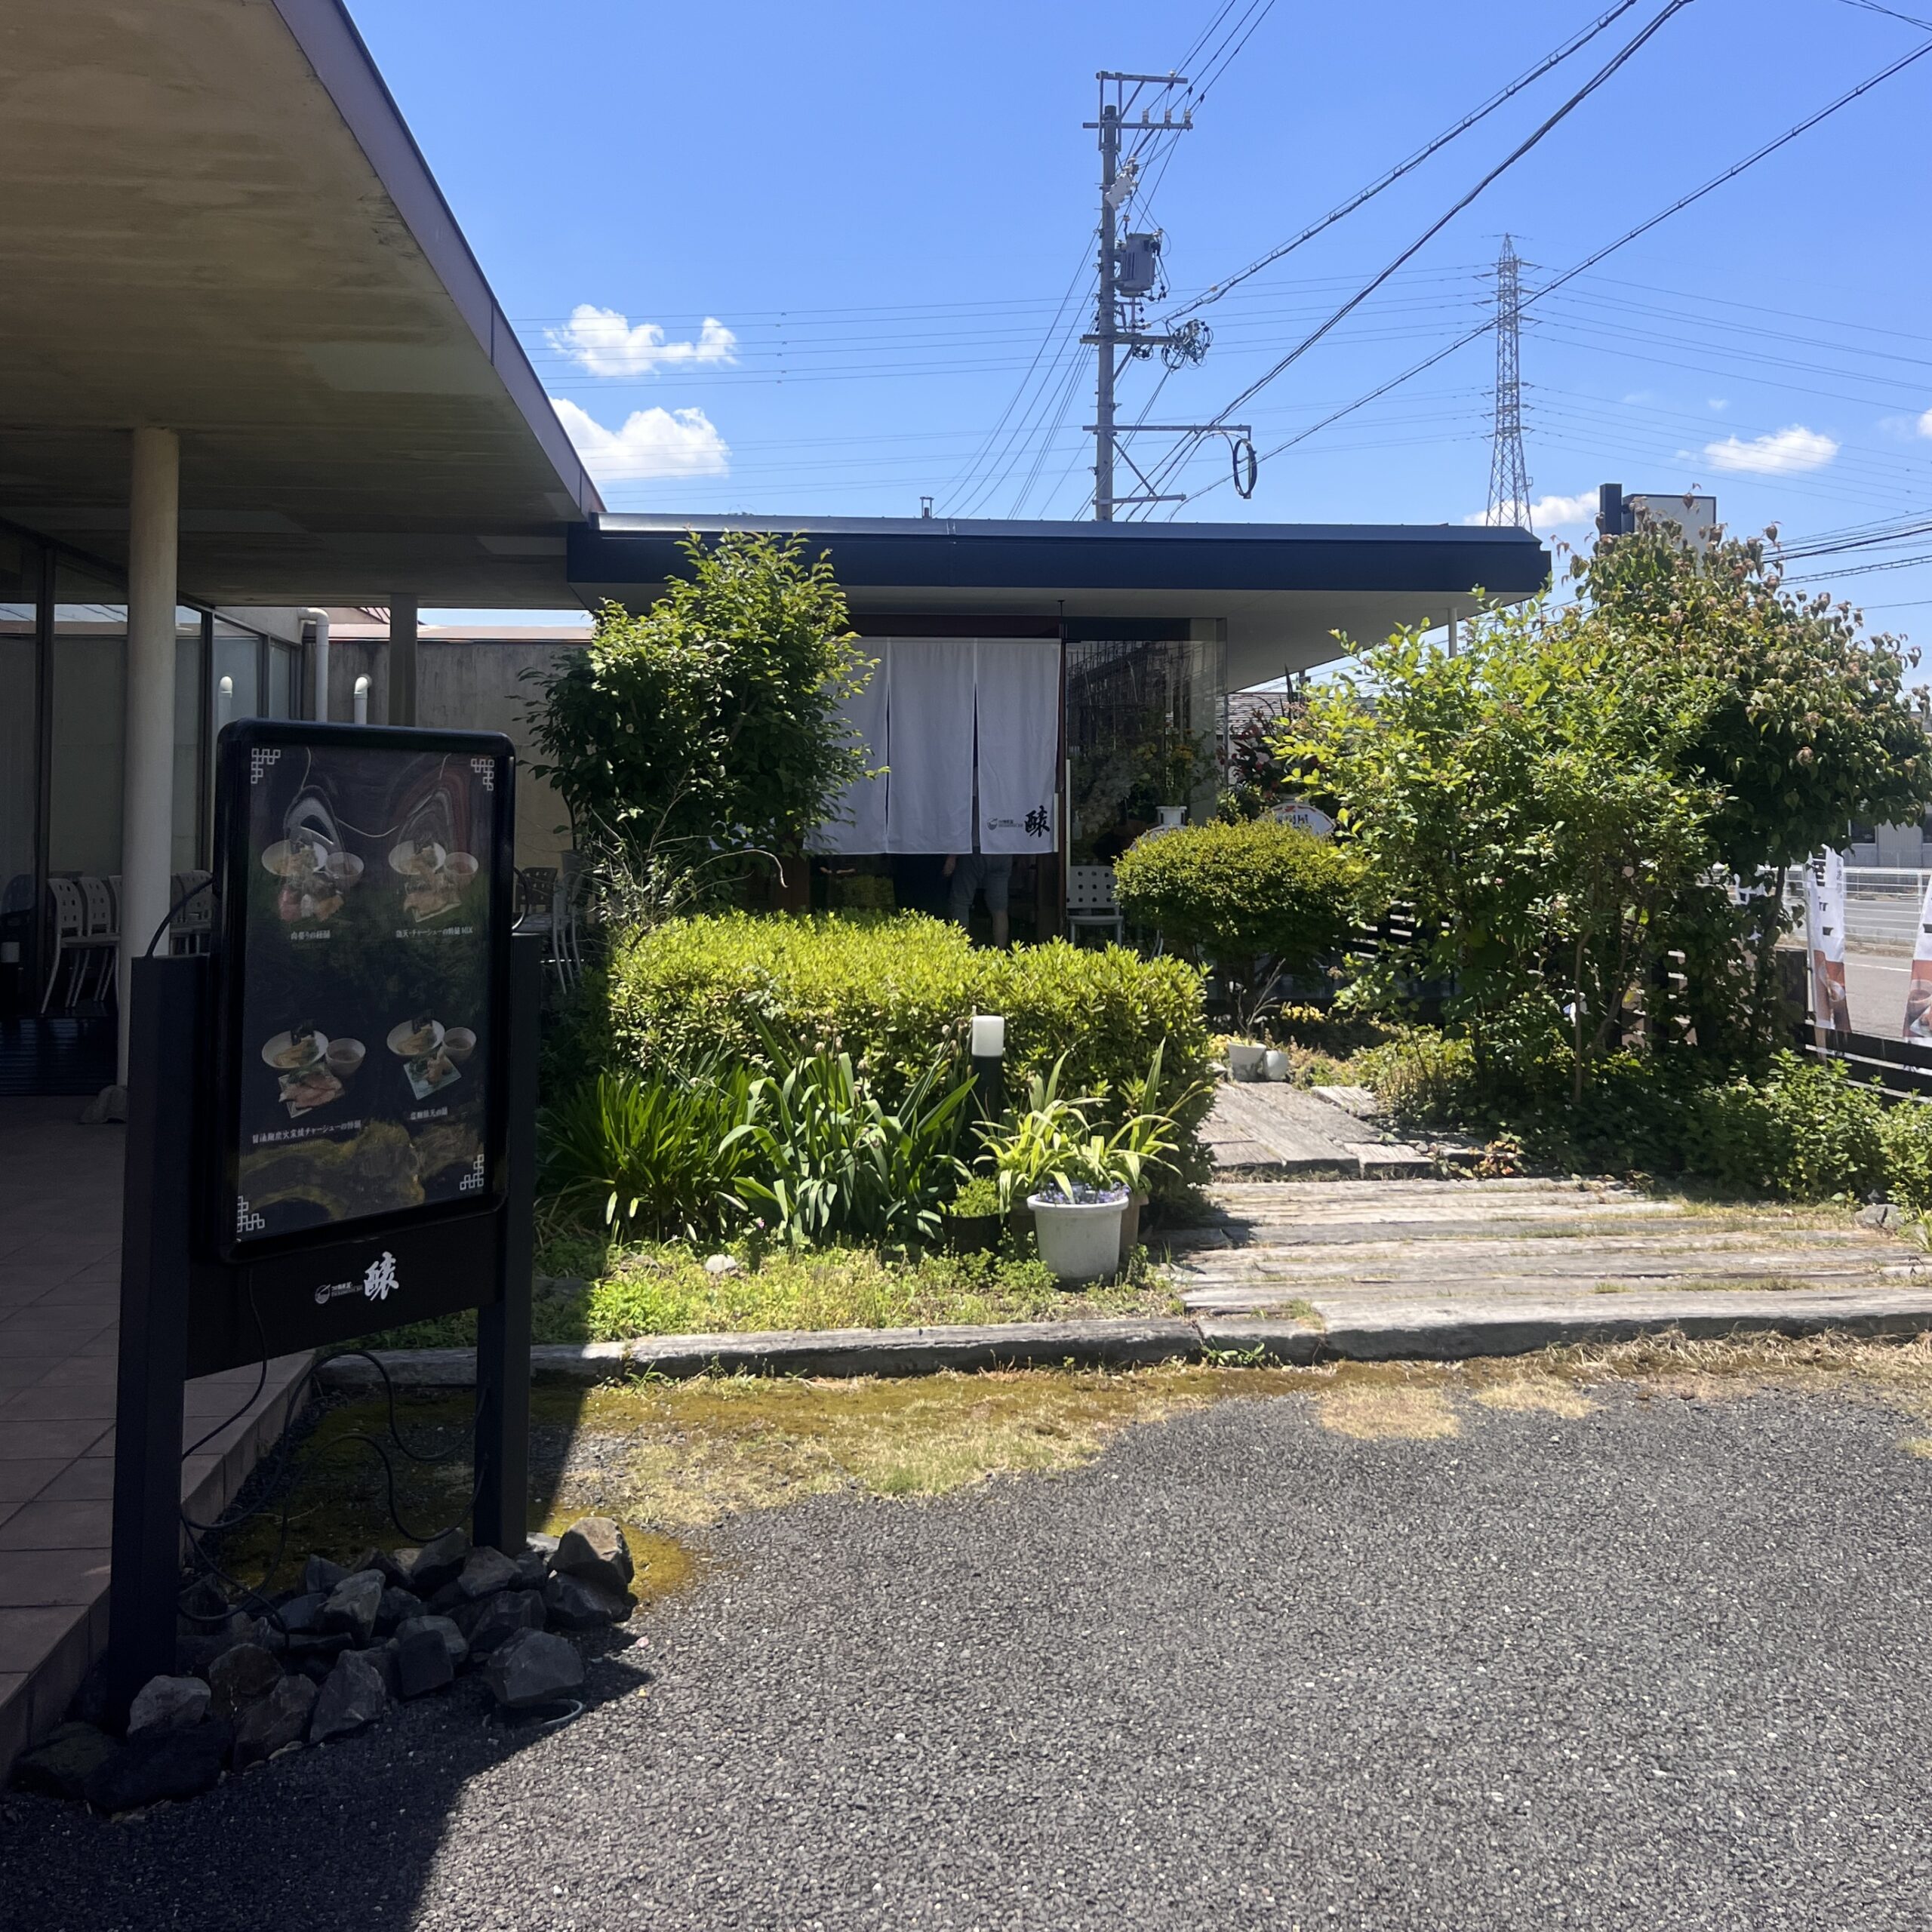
979, 1055, 1185, 1284
942, 1174, 1002, 1254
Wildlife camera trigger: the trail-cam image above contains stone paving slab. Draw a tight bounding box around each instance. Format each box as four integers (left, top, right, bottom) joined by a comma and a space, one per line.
0, 1099, 313, 1778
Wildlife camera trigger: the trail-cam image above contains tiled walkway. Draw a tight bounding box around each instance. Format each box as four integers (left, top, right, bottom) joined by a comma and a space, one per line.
0, 1100, 308, 1774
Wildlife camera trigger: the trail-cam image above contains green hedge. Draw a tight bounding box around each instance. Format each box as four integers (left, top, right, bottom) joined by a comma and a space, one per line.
603, 912, 1215, 1198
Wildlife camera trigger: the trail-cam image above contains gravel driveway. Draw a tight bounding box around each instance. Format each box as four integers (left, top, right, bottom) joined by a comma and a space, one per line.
5, 1378, 1930, 1930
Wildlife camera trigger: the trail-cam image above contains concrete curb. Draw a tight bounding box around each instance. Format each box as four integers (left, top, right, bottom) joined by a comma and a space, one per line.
314, 1291, 1932, 1389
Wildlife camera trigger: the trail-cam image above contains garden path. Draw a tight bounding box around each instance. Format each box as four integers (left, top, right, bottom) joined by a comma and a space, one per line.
1164, 1177, 1930, 1321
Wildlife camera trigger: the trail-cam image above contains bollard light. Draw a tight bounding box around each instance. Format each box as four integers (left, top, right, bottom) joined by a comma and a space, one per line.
969, 1013, 1006, 1122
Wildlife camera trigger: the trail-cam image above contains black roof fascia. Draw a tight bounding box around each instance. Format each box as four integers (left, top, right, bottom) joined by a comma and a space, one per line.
568, 515, 1549, 598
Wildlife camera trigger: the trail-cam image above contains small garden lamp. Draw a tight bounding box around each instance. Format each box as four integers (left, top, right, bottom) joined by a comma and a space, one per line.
970, 1013, 1006, 1122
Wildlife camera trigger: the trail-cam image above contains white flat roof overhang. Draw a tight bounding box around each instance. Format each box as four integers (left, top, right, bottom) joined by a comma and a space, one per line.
0, 0, 601, 606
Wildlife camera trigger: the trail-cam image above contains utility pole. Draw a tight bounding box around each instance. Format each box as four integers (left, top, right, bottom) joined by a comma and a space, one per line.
1484, 235, 1533, 531
1081, 72, 1226, 519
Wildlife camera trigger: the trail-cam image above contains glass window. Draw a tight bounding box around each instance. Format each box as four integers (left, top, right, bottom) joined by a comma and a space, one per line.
50, 562, 127, 878
213, 617, 261, 734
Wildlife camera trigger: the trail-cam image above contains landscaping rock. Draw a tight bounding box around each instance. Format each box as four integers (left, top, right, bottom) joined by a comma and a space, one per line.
127, 1675, 212, 1740
276, 1590, 328, 1637
481, 1629, 584, 1710
467, 1588, 546, 1657
374, 1586, 424, 1635
174, 1634, 229, 1678
703, 1253, 743, 1277
321, 1569, 385, 1645
206, 1643, 283, 1721
512, 1546, 551, 1589
1857, 1201, 1905, 1229
14, 1721, 118, 1801
554, 1515, 634, 1598
349, 1644, 398, 1697
231, 1675, 315, 1771
302, 1555, 348, 1595
394, 1626, 456, 1700
423, 1579, 469, 1617
349, 1547, 412, 1587
394, 1614, 468, 1669
405, 1527, 471, 1597
285, 1633, 354, 1680
308, 1652, 388, 1744
83, 1721, 232, 1814
457, 1547, 519, 1600
543, 1571, 632, 1631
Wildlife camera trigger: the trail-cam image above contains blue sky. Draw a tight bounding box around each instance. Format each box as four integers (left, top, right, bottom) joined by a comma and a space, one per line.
349, 0, 1932, 662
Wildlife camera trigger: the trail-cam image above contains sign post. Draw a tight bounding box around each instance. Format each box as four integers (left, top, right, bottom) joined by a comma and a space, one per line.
106, 721, 534, 1715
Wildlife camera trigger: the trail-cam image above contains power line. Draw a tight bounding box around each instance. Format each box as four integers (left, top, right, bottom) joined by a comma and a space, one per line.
1169, 0, 1695, 455
1171, 30, 1932, 512
1161, 0, 1647, 325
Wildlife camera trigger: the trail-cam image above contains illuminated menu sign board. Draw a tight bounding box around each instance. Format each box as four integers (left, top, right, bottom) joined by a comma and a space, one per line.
212, 721, 515, 1259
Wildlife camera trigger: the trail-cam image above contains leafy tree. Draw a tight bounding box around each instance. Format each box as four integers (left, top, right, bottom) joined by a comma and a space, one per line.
1281, 518, 1932, 1100
528, 532, 874, 891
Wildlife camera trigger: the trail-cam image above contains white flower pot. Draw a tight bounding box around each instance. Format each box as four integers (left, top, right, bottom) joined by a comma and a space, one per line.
1155, 805, 1187, 830
1263, 1049, 1291, 1081
1227, 1042, 1267, 1082
1028, 1190, 1129, 1284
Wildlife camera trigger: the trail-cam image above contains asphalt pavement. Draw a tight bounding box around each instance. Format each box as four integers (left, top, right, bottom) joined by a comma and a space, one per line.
5, 1379, 1930, 1930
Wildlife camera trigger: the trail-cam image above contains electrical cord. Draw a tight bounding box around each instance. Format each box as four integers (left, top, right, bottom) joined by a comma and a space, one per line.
143, 874, 213, 958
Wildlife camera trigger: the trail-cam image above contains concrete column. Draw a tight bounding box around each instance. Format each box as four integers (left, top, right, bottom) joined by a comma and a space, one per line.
389, 595, 418, 726
117, 426, 180, 1086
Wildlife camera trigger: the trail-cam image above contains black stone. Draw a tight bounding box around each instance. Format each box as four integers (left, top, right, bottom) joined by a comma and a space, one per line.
308, 1653, 388, 1743
230, 1675, 316, 1771
393, 1628, 455, 1700
275, 1591, 328, 1637
82, 1721, 232, 1814
468, 1589, 546, 1657
481, 1629, 585, 1710
301, 1555, 348, 1595
406, 1527, 470, 1598
206, 1643, 284, 1721
374, 1586, 423, 1636
543, 1571, 632, 1631
14, 1722, 118, 1801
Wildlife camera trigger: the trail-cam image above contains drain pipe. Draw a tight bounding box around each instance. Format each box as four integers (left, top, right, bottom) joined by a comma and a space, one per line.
306, 608, 331, 722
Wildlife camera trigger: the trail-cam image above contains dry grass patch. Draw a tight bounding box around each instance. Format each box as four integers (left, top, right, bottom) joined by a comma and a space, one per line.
1469, 1374, 1597, 1419
1314, 1378, 1461, 1441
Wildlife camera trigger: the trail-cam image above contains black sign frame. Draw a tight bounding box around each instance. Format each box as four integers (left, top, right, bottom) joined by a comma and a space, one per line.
208, 718, 516, 1263
107, 723, 538, 1720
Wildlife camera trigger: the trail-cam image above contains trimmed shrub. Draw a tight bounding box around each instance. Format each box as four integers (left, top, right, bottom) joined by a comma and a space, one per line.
602, 912, 1215, 1199
1111, 818, 1355, 1025
1684, 1053, 1888, 1201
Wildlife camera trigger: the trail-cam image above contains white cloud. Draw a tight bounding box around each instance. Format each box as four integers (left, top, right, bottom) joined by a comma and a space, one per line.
551, 397, 730, 481
1707, 397, 1730, 412
1918, 406, 1932, 438
1464, 488, 1600, 530
1702, 424, 1838, 475
546, 305, 737, 378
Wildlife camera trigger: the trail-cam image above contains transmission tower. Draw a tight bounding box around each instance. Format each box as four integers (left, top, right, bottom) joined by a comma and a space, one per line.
1484, 235, 1533, 531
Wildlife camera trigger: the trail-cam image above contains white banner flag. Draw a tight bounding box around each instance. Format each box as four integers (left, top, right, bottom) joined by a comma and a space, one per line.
1804, 848, 1850, 1033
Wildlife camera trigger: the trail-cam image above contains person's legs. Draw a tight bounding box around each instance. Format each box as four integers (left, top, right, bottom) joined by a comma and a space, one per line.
982, 856, 1013, 948
947, 854, 981, 928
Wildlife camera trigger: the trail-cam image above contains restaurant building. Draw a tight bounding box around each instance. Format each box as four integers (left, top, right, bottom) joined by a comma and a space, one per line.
0, 0, 1545, 1098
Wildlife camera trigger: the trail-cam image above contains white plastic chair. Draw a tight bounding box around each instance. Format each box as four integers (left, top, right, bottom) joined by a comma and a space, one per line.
39, 878, 116, 1013
1066, 865, 1125, 947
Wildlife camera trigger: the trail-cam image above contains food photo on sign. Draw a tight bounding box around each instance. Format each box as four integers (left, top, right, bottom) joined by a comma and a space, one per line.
215, 729, 509, 1253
